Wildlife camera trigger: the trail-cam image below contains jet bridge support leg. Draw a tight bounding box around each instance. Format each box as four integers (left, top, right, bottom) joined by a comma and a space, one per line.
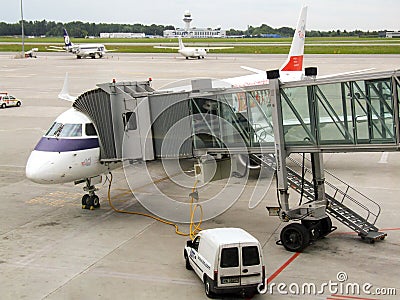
311, 153, 326, 204
302, 153, 333, 241
269, 78, 290, 218
269, 77, 332, 252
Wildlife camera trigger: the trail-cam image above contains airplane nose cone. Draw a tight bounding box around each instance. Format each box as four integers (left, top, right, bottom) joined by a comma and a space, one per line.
26, 150, 54, 183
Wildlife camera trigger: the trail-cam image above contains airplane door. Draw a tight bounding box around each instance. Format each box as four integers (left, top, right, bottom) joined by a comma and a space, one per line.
122, 110, 142, 159
122, 97, 154, 161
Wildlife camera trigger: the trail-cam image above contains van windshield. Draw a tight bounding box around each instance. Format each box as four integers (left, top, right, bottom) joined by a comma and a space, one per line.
242, 246, 260, 266
220, 247, 239, 268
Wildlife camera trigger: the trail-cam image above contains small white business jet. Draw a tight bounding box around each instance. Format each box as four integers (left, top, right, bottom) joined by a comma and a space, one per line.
48, 28, 113, 59
154, 36, 234, 59
26, 6, 309, 209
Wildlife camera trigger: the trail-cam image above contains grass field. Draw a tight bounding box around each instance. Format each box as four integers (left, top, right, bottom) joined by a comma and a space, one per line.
1, 36, 400, 54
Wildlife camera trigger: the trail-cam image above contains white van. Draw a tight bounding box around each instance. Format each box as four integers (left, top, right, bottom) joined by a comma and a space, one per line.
184, 228, 265, 298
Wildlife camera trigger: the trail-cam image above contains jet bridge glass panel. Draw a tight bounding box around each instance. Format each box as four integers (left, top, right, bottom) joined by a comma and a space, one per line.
191, 89, 274, 151
315, 83, 354, 144
281, 86, 315, 145
281, 76, 398, 147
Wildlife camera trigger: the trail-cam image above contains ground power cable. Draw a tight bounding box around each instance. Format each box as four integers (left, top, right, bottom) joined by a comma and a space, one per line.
106, 172, 203, 240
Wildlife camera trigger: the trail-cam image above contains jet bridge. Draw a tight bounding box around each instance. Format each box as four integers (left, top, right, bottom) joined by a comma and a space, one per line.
72, 69, 400, 251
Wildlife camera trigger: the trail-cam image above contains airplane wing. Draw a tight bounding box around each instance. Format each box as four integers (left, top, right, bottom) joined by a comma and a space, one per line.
47, 45, 66, 52
240, 66, 265, 74
153, 46, 180, 50
317, 68, 376, 79
204, 47, 234, 51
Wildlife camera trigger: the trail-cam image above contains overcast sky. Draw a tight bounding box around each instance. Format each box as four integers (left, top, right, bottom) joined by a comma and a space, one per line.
3, 0, 399, 31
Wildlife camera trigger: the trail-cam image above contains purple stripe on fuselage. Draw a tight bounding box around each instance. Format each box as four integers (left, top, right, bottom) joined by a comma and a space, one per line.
34, 137, 99, 152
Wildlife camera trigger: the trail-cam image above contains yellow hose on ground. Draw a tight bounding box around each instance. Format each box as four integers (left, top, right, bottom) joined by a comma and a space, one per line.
107, 172, 202, 240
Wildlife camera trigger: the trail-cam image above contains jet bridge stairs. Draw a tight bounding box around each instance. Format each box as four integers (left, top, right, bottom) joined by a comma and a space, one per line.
255, 153, 387, 244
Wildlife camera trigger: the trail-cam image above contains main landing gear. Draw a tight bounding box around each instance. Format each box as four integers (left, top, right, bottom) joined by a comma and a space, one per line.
81, 178, 100, 210
278, 216, 336, 252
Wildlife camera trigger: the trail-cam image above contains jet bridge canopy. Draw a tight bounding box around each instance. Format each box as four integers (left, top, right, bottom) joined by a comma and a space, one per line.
72, 70, 400, 162
279, 70, 400, 152
73, 80, 156, 161
188, 70, 400, 155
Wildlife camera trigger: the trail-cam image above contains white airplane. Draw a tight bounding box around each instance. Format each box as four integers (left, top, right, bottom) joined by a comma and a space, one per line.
26, 6, 309, 209
154, 36, 234, 59
48, 28, 113, 59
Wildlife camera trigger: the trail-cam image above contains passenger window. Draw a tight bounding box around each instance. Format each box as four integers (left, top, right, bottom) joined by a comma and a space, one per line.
193, 237, 200, 251
85, 123, 97, 136
220, 247, 239, 268
242, 246, 260, 266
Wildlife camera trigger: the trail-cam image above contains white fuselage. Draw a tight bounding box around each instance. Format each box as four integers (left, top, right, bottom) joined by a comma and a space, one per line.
69, 44, 106, 58
179, 47, 207, 59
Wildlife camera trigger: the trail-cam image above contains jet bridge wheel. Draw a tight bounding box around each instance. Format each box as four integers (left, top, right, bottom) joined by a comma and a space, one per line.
301, 216, 333, 241
301, 219, 322, 240
280, 223, 310, 252
319, 216, 333, 237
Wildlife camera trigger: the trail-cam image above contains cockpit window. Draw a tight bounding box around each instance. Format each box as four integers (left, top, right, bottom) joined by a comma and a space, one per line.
59, 124, 82, 137
45, 122, 63, 136
45, 123, 82, 137
85, 123, 97, 136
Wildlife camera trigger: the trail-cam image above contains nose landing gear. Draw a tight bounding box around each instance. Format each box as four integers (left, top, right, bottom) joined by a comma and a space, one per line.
81, 178, 100, 210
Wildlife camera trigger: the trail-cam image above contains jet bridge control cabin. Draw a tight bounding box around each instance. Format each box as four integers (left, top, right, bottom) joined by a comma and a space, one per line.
72, 70, 400, 251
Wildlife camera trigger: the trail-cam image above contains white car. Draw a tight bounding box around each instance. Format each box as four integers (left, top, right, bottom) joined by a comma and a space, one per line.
0, 93, 22, 108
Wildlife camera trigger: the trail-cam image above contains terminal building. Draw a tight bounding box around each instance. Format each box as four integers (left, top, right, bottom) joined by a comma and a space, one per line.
163, 11, 227, 38
386, 31, 400, 38
100, 32, 145, 38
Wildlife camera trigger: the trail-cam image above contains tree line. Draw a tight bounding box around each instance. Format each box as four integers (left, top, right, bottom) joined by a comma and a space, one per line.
227, 25, 381, 38
0, 20, 174, 37
0, 20, 382, 38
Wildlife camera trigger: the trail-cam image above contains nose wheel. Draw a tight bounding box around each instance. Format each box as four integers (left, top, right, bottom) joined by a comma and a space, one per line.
82, 194, 100, 210
81, 178, 100, 210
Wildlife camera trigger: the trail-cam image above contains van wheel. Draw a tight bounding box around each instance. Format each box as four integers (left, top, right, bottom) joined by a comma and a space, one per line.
184, 252, 192, 270
1, 103, 6, 109
16, 101, 21, 107
204, 277, 216, 298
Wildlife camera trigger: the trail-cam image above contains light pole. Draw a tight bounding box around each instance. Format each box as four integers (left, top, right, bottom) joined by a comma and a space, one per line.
20, 0, 25, 54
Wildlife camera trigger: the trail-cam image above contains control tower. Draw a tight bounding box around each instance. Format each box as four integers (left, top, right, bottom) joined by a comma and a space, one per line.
183, 10, 192, 32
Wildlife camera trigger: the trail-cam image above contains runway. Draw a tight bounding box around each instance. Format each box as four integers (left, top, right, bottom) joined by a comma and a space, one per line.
0, 52, 399, 299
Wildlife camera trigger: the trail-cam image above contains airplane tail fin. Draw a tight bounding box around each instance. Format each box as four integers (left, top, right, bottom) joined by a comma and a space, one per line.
178, 36, 185, 50
63, 28, 73, 48
279, 6, 307, 81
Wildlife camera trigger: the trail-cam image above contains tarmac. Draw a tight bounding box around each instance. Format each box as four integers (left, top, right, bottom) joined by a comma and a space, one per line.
0, 52, 400, 299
